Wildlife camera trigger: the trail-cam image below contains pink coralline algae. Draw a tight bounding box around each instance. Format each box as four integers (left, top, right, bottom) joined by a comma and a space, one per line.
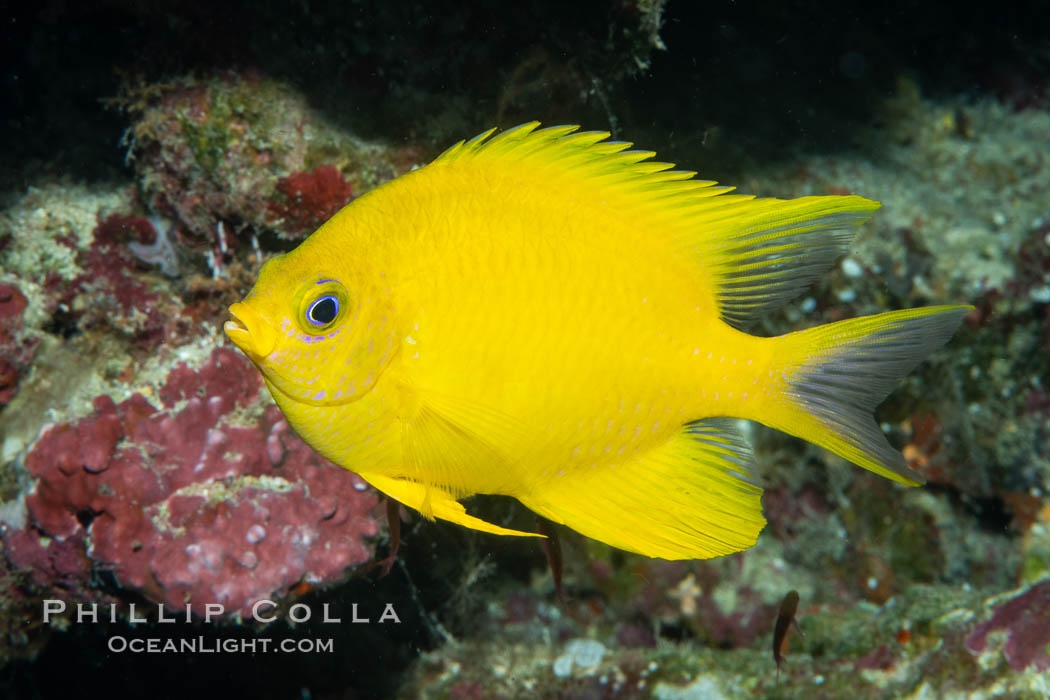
0, 282, 32, 405
37, 213, 173, 349
119, 72, 399, 244
4, 348, 378, 619
965, 579, 1050, 671
269, 165, 353, 238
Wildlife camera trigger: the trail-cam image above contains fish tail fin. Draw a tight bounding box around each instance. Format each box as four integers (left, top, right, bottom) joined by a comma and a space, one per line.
765, 305, 971, 485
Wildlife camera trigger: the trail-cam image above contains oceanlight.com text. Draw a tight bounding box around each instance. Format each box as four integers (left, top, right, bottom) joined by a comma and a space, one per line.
107, 636, 334, 654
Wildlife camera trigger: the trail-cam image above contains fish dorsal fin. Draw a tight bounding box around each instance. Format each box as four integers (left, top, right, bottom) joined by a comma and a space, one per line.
684, 194, 879, 329
435, 121, 682, 186
432, 122, 879, 330
520, 418, 765, 560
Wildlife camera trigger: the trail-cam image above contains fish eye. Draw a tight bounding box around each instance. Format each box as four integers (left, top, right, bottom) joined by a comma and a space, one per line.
307, 295, 340, 327
297, 279, 349, 335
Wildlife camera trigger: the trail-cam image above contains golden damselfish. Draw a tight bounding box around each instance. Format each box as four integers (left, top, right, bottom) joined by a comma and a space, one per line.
225, 123, 970, 560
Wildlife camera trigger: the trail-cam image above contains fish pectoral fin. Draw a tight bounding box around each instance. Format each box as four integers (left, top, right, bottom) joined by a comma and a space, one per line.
520, 419, 766, 560
400, 387, 526, 497
357, 472, 543, 539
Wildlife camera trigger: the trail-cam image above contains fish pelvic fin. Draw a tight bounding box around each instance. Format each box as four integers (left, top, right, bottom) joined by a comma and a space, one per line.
356, 472, 543, 538
520, 419, 765, 560
766, 305, 972, 485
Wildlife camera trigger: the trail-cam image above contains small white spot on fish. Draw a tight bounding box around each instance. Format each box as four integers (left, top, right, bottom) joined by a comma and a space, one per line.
246, 525, 266, 543
405, 335, 417, 345
312, 390, 326, 400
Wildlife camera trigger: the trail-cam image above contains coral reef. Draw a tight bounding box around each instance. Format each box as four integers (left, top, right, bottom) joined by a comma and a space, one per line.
0, 70, 406, 662
400, 575, 1050, 698
966, 578, 1050, 672
117, 71, 404, 243
2, 348, 378, 620
0, 282, 33, 406
0, 175, 382, 628
269, 165, 354, 239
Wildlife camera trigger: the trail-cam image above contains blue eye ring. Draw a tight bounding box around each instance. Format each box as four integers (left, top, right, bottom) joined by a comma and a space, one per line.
297, 279, 348, 334
306, 295, 340, 328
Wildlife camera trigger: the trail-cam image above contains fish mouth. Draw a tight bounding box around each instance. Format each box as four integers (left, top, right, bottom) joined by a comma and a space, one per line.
224, 302, 276, 359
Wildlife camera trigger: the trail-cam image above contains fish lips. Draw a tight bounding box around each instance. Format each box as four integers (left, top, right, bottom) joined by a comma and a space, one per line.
224, 302, 276, 359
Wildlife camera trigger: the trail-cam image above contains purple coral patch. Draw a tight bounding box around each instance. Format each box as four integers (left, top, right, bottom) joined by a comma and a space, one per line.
269, 165, 353, 238
0, 282, 34, 405
4, 348, 378, 619
965, 579, 1050, 671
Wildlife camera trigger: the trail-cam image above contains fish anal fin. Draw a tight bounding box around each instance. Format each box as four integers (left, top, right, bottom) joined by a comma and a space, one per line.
520, 419, 765, 560
358, 472, 542, 539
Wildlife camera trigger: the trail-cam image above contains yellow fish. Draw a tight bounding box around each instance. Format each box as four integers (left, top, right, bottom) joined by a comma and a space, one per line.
225, 123, 969, 560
